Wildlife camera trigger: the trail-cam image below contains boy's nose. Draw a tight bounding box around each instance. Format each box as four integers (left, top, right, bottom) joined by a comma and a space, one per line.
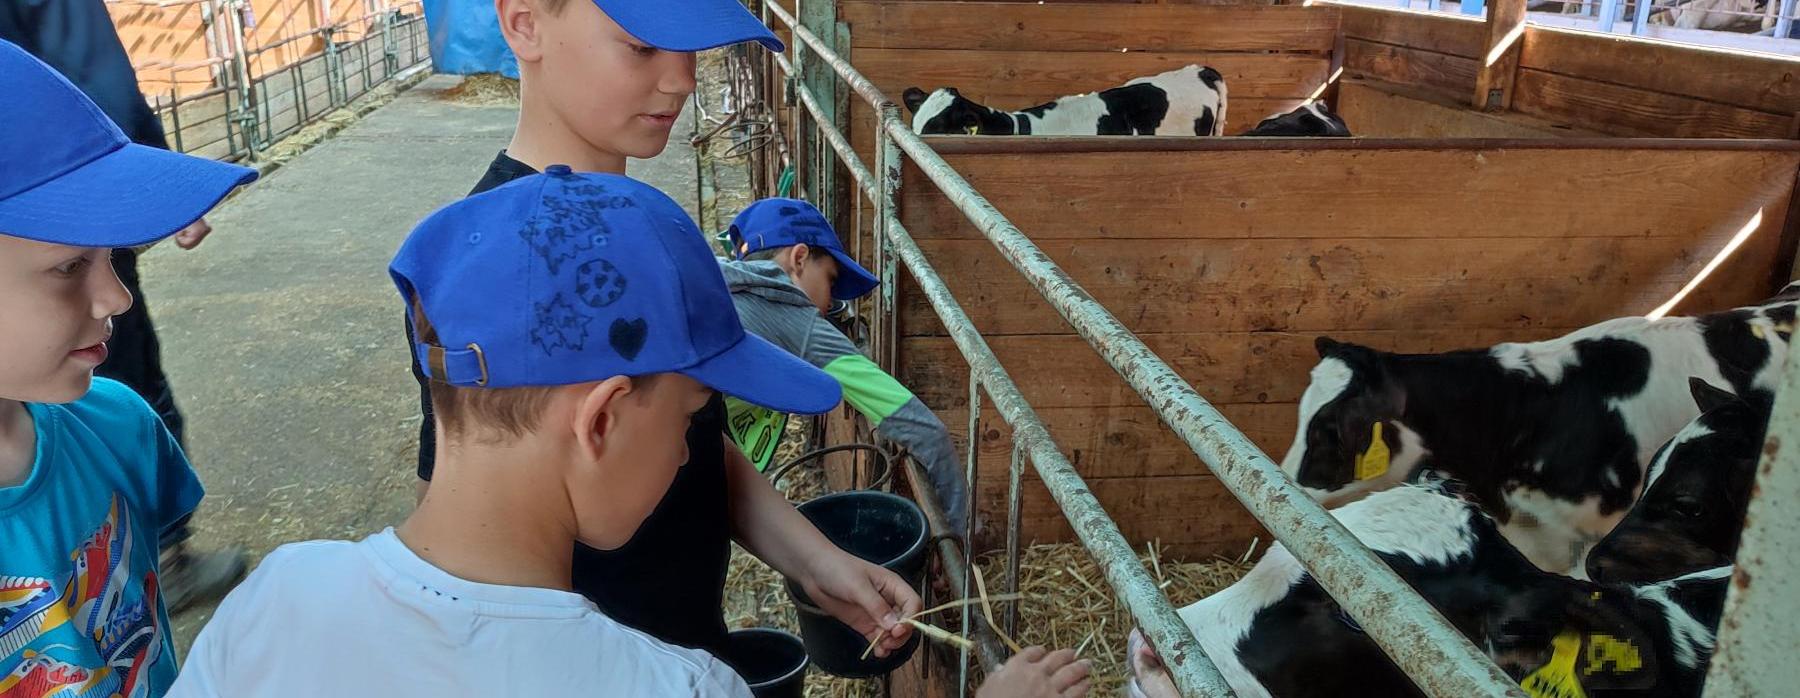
660, 53, 698, 96
93, 252, 133, 319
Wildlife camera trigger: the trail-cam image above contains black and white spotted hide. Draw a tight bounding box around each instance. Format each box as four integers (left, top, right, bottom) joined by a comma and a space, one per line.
1279, 293, 1796, 576
1241, 101, 1352, 137
1586, 379, 1771, 584
1125, 484, 1732, 698
902, 65, 1227, 137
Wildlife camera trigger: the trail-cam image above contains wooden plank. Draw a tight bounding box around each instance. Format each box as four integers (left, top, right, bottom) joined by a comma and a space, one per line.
856, 49, 1332, 102
898, 147, 1800, 240
1520, 26, 1800, 116
894, 231, 1781, 336
976, 475, 1264, 559
841, 2, 1339, 53
1337, 79, 1588, 138
1338, 3, 1486, 58
1512, 69, 1793, 139
1343, 38, 1477, 98
943, 403, 1299, 481
899, 328, 1581, 410
1472, 0, 1526, 110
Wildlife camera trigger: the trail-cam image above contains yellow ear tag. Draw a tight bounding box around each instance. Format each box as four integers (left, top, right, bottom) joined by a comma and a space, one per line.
1355, 422, 1391, 481
1521, 631, 1588, 698
965, 125, 980, 135
1583, 634, 1643, 678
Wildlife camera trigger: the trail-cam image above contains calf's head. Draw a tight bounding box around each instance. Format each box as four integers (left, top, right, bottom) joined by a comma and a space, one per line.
1282, 338, 1426, 506
903, 87, 1011, 135
1243, 101, 1352, 137
1586, 379, 1768, 584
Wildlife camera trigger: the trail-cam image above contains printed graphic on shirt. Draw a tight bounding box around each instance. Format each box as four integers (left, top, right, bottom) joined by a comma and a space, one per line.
0, 496, 163, 698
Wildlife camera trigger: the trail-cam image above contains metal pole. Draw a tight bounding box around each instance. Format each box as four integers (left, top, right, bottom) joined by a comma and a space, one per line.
167, 88, 185, 153
1631, 0, 1655, 34
905, 454, 1007, 673
1597, 0, 1622, 32
1704, 346, 1800, 695
959, 373, 981, 698
876, 104, 903, 374
1462, 0, 1485, 15
1778, 0, 1797, 40
1005, 442, 1024, 637
224, 0, 259, 158
762, 5, 1524, 697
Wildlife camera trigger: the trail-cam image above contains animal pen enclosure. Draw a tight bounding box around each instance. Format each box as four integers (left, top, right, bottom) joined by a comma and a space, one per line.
739, 0, 1800, 696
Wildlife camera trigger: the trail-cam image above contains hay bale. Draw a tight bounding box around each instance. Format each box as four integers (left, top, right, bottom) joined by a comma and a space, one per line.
975, 541, 1254, 696
437, 73, 520, 107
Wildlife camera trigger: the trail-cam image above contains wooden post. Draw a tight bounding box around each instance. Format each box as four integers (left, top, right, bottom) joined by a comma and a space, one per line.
1473, 0, 1527, 111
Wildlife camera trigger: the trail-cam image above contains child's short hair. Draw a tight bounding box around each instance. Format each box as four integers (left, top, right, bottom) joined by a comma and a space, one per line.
538, 0, 572, 15
413, 300, 555, 442
741, 244, 832, 264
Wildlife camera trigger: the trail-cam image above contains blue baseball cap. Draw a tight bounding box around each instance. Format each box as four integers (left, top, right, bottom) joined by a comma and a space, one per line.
596, 0, 783, 53
728, 198, 880, 301
0, 40, 257, 247
392, 168, 841, 415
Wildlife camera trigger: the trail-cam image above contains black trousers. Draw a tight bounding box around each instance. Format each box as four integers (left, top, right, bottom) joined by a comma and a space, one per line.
98, 248, 190, 550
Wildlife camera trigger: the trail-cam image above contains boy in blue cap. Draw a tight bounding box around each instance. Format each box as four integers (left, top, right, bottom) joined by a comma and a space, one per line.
720, 198, 974, 536
172, 170, 916, 696
408, 0, 918, 662
0, 40, 255, 698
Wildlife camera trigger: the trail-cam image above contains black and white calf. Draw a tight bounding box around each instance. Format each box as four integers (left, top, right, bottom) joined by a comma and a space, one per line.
1586, 379, 1771, 584
1241, 101, 1352, 137
902, 65, 1227, 136
1280, 296, 1796, 574
1126, 483, 1733, 698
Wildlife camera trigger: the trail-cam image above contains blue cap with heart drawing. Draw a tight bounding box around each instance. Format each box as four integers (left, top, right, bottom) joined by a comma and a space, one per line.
391, 167, 841, 415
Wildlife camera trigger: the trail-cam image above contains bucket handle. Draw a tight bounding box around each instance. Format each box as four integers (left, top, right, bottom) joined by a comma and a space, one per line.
767, 443, 894, 491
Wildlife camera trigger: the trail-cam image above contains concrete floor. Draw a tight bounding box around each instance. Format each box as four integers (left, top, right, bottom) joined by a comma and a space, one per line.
144, 74, 707, 650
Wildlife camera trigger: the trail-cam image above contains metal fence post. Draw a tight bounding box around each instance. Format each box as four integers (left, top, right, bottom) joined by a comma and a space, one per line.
875, 103, 903, 373
1704, 347, 1800, 695
961, 372, 983, 698
1597, 0, 1622, 32
1778, 0, 1798, 40
1005, 442, 1024, 637
1630, 0, 1655, 34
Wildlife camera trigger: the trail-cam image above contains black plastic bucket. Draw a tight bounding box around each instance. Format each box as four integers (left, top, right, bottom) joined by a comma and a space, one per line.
785, 491, 928, 678
719, 628, 808, 698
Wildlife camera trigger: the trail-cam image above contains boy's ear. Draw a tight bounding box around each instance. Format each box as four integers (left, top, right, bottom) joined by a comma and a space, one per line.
496, 0, 546, 63
572, 376, 636, 462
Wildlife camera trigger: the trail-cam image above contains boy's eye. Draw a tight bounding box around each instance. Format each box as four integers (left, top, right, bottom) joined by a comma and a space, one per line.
52, 256, 92, 277
628, 43, 656, 57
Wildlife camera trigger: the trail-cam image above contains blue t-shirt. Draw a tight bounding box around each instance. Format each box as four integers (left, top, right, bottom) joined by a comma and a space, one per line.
0, 379, 202, 698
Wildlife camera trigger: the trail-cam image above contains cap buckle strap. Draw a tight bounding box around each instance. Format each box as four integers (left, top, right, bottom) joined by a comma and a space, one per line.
432, 342, 490, 387
467, 343, 489, 387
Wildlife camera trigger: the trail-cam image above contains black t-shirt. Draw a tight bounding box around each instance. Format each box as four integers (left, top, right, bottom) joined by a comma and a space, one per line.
410, 151, 732, 654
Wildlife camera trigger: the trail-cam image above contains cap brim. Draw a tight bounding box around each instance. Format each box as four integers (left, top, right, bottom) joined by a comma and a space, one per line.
0, 143, 257, 248
595, 0, 784, 52
684, 332, 842, 415
825, 248, 880, 301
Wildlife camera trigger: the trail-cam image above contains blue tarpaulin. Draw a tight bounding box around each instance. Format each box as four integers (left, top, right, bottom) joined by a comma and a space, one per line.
421, 0, 518, 77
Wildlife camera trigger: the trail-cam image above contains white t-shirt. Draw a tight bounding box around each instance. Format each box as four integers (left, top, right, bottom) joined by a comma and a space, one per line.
168, 528, 754, 697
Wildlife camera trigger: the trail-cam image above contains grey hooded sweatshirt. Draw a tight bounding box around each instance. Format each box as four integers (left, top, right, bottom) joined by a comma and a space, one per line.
719, 259, 971, 533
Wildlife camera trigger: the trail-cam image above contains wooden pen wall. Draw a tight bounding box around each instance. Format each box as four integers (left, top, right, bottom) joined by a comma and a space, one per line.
893, 138, 1800, 558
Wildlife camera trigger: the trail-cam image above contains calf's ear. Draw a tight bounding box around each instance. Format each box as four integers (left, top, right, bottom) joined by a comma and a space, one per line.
1688, 377, 1741, 414
903, 87, 929, 113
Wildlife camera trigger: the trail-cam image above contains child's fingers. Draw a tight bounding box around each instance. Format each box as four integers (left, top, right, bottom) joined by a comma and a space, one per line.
1052, 658, 1092, 692
1059, 678, 1092, 698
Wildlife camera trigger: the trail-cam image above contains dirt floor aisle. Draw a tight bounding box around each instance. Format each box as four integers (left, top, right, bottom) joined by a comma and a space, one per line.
142, 74, 706, 648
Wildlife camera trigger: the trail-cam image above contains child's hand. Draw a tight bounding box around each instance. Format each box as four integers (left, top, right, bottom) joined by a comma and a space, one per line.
173, 218, 214, 250
976, 646, 1092, 698
799, 550, 922, 657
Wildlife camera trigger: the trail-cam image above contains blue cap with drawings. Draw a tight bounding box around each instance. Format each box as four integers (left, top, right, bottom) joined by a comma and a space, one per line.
0, 40, 257, 247
593, 0, 784, 52
728, 197, 881, 301
391, 168, 842, 415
